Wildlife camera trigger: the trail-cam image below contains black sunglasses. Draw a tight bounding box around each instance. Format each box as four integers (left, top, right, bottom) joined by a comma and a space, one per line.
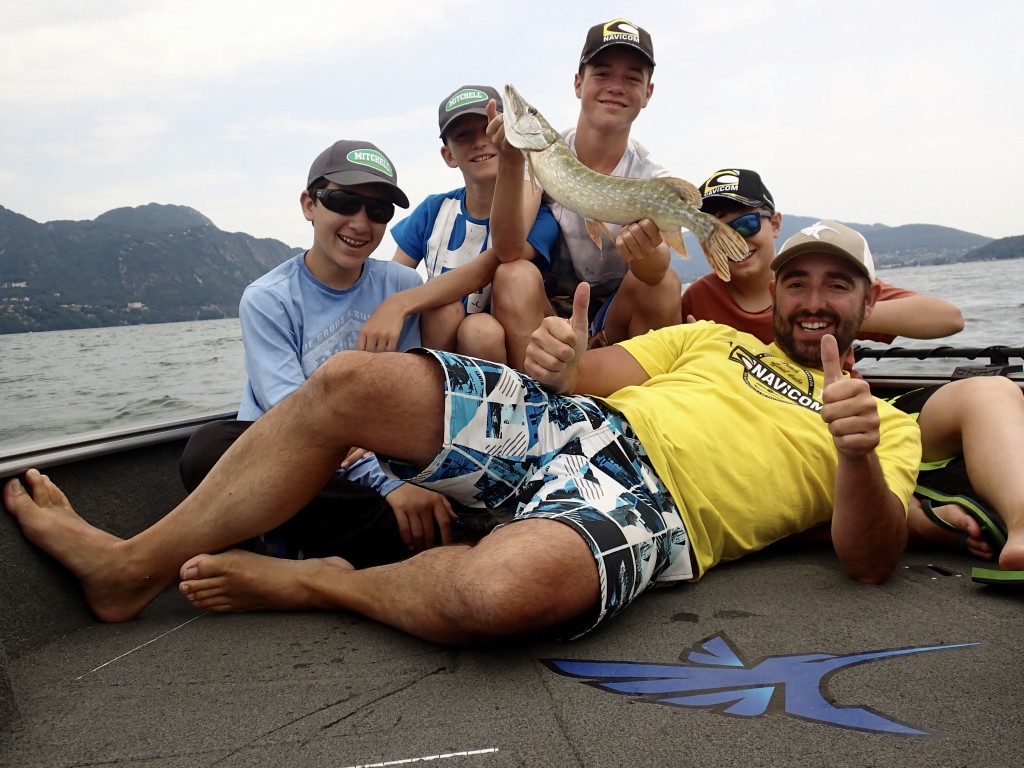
315, 189, 395, 224
727, 211, 772, 238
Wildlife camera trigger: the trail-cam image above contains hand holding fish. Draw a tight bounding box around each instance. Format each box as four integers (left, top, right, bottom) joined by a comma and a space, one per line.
615, 218, 663, 264
524, 282, 591, 394
485, 99, 523, 167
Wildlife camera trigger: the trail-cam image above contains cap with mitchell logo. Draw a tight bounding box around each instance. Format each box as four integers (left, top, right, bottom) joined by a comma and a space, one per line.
699, 169, 776, 213
579, 18, 655, 68
771, 220, 876, 281
306, 140, 409, 208
438, 85, 502, 140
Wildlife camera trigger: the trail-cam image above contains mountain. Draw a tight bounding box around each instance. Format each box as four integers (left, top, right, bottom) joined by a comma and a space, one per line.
671, 218, 1000, 282
1, 202, 1016, 334
0, 204, 301, 334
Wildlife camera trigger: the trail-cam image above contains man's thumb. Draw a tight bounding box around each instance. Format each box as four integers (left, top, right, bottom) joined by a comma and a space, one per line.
571, 282, 591, 343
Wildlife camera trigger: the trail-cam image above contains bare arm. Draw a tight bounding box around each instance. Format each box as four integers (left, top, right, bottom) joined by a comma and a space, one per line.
859, 291, 964, 338
486, 102, 544, 264
357, 248, 502, 352
820, 334, 907, 582
524, 282, 650, 396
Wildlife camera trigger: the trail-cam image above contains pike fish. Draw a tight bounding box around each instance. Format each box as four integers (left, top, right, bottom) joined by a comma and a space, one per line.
501, 84, 748, 281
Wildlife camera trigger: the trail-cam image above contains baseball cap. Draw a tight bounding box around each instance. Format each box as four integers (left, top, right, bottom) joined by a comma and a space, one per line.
700, 169, 776, 213
771, 220, 876, 281
579, 18, 655, 68
438, 85, 502, 140
306, 140, 410, 208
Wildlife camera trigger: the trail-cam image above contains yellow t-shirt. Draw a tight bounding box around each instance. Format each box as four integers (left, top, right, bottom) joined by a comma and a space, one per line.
604, 321, 922, 578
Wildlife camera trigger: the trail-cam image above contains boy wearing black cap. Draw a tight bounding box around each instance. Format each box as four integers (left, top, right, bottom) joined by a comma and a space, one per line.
357, 85, 558, 363
180, 140, 457, 563
684, 168, 963, 374
486, 17, 682, 369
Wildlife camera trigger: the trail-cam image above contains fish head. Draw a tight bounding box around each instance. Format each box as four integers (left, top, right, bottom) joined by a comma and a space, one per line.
502, 84, 559, 152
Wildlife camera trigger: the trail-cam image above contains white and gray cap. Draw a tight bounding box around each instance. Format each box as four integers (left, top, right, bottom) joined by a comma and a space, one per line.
771, 220, 876, 281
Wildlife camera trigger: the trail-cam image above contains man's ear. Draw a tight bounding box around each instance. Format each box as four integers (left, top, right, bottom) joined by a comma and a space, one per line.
300, 189, 316, 224
769, 278, 777, 301
861, 278, 882, 321
440, 144, 458, 169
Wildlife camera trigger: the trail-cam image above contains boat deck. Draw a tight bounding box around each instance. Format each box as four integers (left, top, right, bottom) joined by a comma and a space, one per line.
3, 351, 1024, 767
2, 435, 1022, 767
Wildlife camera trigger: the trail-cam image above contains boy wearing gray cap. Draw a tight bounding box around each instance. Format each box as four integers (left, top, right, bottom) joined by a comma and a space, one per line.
358, 85, 558, 364
180, 140, 458, 562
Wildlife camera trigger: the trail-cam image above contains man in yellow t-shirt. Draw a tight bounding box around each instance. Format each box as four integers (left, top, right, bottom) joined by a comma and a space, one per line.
5, 221, 921, 643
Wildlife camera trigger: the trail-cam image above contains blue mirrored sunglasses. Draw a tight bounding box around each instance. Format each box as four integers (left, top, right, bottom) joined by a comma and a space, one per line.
727, 212, 772, 238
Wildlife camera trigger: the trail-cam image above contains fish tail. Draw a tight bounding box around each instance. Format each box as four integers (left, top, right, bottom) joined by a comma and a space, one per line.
699, 218, 749, 282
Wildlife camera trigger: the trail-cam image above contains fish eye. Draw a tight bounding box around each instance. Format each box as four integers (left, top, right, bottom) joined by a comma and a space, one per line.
528, 107, 536, 115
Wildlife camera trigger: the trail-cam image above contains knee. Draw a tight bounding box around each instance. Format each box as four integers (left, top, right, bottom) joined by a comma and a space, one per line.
307, 350, 379, 405
491, 261, 544, 310
457, 314, 506, 362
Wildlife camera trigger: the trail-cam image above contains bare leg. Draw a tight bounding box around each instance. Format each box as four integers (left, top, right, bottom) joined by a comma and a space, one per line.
180, 519, 599, 644
602, 269, 682, 344
490, 260, 552, 371
915, 377, 1024, 570
3, 351, 447, 622
456, 312, 507, 363
420, 302, 464, 351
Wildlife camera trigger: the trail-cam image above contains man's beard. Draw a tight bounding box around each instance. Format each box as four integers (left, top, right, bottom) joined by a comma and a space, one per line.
773, 305, 865, 368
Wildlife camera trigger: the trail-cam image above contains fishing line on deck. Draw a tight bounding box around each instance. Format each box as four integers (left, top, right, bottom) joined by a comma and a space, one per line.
339, 748, 499, 768
73, 611, 209, 681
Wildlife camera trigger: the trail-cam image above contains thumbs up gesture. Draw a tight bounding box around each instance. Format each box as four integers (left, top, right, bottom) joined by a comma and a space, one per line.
524, 282, 591, 394
819, 334, 881, 458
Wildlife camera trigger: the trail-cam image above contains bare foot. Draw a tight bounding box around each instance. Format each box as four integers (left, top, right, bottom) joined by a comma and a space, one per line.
179, 550, 355, 612
3, 469, 174, 622
906, 497, 994, 560
1000, 530, 1024, 572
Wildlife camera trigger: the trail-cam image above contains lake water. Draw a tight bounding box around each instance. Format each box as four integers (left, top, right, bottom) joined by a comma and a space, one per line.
1, 259, 1021, 451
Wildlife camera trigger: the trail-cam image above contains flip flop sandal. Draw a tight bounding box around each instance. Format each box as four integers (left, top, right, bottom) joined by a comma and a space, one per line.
971, 566, 1024, 586
919, 498, 968, 552
914, 488, 1007, 554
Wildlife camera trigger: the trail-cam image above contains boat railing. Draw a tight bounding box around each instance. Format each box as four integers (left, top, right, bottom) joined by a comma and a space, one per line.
855, 344, 1024, 397
0, 411, 236, 477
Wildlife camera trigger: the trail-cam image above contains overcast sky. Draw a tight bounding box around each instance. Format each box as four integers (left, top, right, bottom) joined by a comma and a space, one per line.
2, 1, 1020, 253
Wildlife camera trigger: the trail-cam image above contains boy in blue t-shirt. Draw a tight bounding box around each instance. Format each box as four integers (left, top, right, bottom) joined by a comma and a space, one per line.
180, 140, 458, 565
357, 85, 559, 364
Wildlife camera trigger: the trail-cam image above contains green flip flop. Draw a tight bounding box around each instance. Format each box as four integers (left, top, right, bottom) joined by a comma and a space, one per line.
915, 487, 1008, 553
971, 567, 1024, 586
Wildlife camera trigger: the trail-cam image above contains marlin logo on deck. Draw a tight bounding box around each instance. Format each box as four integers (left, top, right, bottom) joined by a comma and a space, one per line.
545, 633, 977, 735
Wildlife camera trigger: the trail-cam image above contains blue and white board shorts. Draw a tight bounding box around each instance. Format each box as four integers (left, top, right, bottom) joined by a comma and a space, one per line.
378, 350, 692, 638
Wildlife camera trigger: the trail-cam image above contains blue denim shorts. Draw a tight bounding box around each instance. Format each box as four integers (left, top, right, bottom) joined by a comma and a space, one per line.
378, 350, 692, 637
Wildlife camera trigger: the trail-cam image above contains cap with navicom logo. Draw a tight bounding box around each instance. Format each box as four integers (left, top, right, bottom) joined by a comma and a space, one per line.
579, 18, 655, 68
306, 140, 409, 208
438, 85, 502, 139
771, 220, 876, 281
699, 169, 776, 213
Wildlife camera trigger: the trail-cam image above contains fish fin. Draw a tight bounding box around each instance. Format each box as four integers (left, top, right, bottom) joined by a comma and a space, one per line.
655, 177, 703, 208
663, 231, 689, 260
584, 218, 612, 248
699, 216, 749, 283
